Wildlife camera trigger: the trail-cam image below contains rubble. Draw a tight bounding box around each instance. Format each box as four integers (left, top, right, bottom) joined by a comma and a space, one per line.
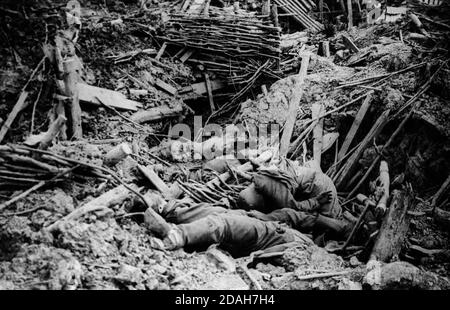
0, 0, 449, 292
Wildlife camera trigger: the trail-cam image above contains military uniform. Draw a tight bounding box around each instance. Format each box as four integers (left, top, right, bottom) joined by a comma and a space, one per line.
159, 201, 312, 257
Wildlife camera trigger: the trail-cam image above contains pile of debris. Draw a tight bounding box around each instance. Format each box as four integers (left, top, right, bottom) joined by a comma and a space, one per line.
1, 0, 450, 291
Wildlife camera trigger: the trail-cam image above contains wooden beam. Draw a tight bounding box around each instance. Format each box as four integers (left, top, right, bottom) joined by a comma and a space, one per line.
0, 91, 29, 144
179, 80, 226, 95
271, 4, 279, 28
130, 105, 183, 124
312, 103, 324, 165
347, 0, 353, 30
262, 0, 271, 15
342, 34, 359, 53
155, 79, 178, 96
337, 92, 372, 161
279, 53, 310, 157
322, 41, 330, 57
56, 81, 143, 111
334, 109, 390, 190
63, 58, 82, 139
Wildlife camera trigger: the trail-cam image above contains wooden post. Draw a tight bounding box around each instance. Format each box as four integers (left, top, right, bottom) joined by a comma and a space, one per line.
203, 0, 211, 16
271, 4, 279, 28
322, 41, 330, 57
339, 0, 347, 15
262, 0, 271, 15
347, 0, 353, 30
63, 58, 82, 139
279, 54, 310, 157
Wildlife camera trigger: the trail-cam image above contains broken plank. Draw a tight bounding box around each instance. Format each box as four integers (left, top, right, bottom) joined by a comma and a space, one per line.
337, 92, 372, 161
342, 34, 359, 53
138, 165, 172, 198
279, 53, 310, 157
56, 80, 143, 111
155, 79, 178, 95
180, 49, 195, 63
78, 83, 143, 111
312, 103, 324, 165
179, 80, 226, 95
155, 42, 168, 61
130, 105, 183, 124
0, 91, 29, 144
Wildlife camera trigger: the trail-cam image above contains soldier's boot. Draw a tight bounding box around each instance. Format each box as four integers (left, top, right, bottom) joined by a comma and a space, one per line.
143, 207, 173, 239
162, 226, 185, 250
315, 214, 352, 240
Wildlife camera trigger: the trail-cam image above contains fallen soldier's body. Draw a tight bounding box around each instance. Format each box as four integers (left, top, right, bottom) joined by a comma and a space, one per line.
239, 159, 340, 217
237, 159, 347, 238
144, 197, 351, 257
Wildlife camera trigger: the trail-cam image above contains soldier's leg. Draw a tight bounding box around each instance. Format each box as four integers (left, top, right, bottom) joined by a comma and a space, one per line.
164, 201, 232, 224
253, 174, 298, 211
312, 174, 342, 218
248, 208, 318, 233
179, 214, 310, 256
237, 183, 267, 211
248, 208, 352, 240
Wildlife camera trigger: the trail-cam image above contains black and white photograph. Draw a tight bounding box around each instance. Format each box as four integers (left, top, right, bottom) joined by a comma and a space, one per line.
0, 0, 449, 296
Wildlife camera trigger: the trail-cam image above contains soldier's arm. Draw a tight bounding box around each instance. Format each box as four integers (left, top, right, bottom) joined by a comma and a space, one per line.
293, 198, 320, 212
